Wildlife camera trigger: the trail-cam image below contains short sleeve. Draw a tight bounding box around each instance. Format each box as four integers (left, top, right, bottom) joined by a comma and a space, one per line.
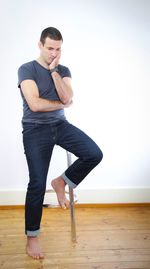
17, 65, 35, 88
58, 65, 72, 78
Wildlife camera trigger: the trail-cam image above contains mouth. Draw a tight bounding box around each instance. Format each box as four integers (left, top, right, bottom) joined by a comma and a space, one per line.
47, 58, 53, 64
48, 57, 55, 62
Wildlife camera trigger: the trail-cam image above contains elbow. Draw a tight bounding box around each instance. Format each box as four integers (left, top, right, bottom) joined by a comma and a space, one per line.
61, 98, 72, 105
61, 93, 73, 105
29, 103, 39, 112
31, 107, 38, 113
61, 99, 69, 105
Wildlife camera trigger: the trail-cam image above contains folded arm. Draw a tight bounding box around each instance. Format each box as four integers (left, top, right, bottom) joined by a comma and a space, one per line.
20, 79, 71, 112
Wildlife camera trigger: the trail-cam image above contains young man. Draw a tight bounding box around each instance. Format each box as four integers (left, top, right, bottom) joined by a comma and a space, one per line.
18, 27, 103, 259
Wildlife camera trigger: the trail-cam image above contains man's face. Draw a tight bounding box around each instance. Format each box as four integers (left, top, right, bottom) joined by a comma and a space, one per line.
39, 37, 62, 65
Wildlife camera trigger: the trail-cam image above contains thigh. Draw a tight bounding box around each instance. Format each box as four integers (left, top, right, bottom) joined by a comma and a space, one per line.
57, 121, 100, 158
23, 123, 54, 179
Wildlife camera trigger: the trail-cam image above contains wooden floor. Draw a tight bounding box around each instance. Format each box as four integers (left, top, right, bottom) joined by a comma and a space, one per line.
0, 206, 150, 269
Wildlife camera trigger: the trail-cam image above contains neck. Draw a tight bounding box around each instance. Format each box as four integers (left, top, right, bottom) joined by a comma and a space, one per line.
36, 57, 49, 69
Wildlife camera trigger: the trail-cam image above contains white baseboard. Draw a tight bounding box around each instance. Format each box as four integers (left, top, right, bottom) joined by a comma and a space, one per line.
0, 188, 150, 205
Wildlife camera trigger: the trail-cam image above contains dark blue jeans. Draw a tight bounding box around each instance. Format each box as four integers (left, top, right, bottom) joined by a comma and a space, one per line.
22, 119, 103, 236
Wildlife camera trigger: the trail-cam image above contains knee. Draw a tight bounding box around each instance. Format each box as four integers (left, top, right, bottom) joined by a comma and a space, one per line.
95, 148, 103, 164
90, 147, 103, 166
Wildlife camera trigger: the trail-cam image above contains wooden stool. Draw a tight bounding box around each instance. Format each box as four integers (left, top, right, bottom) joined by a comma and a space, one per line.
44, 151, 77, 243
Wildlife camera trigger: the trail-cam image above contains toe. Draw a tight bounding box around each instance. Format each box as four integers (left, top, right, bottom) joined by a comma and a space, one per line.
60, 202, 66, 209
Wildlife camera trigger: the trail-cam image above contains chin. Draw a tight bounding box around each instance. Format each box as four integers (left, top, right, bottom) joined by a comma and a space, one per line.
47, 59, 52, 64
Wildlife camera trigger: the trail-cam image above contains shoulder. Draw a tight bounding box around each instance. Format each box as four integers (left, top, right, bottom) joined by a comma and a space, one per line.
18, 60, 35, 72
58, 64, 72, 78
17, 61, 36, 87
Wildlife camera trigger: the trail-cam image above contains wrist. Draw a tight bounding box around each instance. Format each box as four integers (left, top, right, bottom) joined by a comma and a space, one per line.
50, 66, 59, 74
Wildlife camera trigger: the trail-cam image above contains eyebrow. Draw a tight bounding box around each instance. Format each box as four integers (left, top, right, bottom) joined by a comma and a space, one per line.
47, 46, 61, 50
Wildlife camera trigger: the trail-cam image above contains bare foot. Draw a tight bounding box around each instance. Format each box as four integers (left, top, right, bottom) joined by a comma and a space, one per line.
26, 236, 44, 259
51, 176, 70, 209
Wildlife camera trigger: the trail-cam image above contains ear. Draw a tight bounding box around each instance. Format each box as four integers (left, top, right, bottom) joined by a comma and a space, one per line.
38, 41, 43, 49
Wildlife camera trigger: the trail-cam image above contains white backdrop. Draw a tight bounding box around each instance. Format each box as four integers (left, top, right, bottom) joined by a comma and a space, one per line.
0, 0, 150, 203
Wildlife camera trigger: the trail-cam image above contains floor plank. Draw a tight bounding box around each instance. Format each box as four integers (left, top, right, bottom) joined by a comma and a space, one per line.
0, 206, 150, 268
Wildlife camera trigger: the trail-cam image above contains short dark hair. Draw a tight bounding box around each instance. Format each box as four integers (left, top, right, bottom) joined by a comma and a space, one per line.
40, 27, 63, 44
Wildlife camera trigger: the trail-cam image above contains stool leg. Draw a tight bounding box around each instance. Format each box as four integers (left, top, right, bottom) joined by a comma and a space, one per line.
66, 151, 77, 242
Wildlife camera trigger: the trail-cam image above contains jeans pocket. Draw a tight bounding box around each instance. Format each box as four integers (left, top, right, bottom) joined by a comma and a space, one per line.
22, 123, 38, 135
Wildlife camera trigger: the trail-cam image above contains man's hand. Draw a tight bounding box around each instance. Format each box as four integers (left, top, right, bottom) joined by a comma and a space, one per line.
49, 52, 61, 70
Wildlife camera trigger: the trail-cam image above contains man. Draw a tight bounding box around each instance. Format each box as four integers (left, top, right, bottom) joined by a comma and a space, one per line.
18, 27, 103, 259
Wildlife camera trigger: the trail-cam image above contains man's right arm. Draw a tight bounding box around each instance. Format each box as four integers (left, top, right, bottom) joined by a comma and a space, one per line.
20, 79, 71, 112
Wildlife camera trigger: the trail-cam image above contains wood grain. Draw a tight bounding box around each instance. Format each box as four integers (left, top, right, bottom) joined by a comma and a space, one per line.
0, 206, 150, 268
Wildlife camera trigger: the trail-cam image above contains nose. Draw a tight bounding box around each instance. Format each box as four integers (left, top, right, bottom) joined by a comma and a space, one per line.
51, 50, 57, 58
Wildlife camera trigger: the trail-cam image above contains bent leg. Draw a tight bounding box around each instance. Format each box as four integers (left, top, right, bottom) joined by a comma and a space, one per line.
57, 121, 103, 188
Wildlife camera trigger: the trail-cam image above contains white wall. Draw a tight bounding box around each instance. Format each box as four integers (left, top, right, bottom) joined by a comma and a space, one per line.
0, 0, 150, 204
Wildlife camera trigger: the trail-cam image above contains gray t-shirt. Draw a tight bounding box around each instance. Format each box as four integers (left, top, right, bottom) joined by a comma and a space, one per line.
18, 60, 71, 124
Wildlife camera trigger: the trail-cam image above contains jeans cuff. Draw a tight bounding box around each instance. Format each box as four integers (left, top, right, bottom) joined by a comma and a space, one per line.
61, 173, 77, 189
26, 229, 40, 237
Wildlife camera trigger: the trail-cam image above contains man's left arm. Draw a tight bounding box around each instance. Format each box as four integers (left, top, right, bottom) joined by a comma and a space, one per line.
51, 72, 73, 105
49, 53, 73, 105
